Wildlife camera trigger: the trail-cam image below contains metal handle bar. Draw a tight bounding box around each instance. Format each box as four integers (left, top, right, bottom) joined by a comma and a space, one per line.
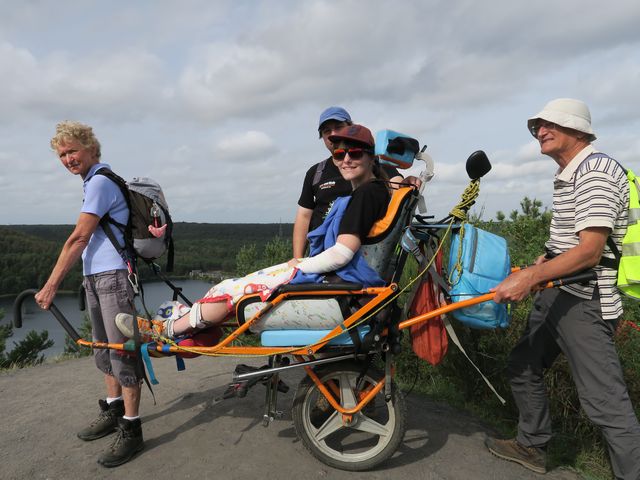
399, 269, 597, 331
13, 289, 81, 342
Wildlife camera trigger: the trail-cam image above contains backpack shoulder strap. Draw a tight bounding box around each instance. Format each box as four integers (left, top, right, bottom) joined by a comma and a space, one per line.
93, 168, 132, 260
93, 168, 131, 222
312, 159, 329, 187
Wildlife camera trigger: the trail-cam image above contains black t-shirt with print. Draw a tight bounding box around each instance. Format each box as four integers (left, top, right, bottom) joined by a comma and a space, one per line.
298, 157, 400, 231
338, 180, 390, 239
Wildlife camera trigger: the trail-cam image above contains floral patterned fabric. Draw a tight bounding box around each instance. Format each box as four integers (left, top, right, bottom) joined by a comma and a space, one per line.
198, 262, 297, 313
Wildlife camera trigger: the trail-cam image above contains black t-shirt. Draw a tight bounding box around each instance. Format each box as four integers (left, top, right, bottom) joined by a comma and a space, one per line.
298, 157, 400, 231
338, 180, 390, 239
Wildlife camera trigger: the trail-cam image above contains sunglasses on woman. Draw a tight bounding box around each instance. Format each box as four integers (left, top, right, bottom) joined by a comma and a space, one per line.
332, 147, 373, 161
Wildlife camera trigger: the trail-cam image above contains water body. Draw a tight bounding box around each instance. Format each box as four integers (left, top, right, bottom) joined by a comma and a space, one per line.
0, 279, 213, 359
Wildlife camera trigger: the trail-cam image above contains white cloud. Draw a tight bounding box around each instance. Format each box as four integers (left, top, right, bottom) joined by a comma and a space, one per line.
1, 0, 640, 225
214, 130, 278, 160
0, 42, 168, 124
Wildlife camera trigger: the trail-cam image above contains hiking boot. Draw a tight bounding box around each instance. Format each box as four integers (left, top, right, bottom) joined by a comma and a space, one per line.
115, 313, 167, 341
77, 399, 124, 441
485, 436, 546, 474
97, 417, 144, 468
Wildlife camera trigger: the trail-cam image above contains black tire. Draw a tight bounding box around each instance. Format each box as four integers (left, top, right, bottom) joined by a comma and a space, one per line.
292, 360, 407, 471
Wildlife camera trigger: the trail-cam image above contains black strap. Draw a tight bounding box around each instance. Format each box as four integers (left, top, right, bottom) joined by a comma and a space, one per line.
600, 237, 620, 270
312, 159, 328, 187
93, 169, 134, 263
546, 243, 619, 270
99, 215, 130, 263
166, 236, 175, 272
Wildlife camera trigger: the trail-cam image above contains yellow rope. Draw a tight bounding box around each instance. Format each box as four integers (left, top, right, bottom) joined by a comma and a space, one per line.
449, 179, 480, 221
446, 178, 481, 286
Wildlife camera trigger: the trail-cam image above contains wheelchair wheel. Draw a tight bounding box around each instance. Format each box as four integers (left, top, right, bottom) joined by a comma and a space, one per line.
292, 361, 406, 471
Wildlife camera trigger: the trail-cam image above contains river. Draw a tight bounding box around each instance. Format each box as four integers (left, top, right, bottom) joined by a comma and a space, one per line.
0, 279, 213, 359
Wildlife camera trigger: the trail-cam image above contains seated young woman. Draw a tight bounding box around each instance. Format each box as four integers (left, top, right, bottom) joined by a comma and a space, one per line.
116, 124, 391, 341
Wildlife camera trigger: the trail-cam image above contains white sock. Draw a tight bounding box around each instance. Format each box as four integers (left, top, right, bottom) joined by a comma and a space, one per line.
122, 415, 140, 421
106, 396, 122, 404
165, 318, 175, 338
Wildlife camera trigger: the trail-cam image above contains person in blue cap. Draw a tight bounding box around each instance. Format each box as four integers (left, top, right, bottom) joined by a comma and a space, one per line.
292, 106, 402, 258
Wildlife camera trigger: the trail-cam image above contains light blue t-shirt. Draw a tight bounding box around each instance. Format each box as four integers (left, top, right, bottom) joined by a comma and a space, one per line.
81, 163, 129, 275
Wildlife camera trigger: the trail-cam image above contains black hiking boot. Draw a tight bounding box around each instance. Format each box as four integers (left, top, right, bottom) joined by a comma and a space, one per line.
97, 417, 144, 468
77, 399, 125, 441
485, 436, 547, 474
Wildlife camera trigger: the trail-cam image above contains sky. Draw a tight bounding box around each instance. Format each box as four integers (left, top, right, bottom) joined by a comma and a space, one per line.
2, 0, 640, 225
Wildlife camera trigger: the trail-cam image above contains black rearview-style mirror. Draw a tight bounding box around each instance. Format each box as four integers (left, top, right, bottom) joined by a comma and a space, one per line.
466, 150, 492, 180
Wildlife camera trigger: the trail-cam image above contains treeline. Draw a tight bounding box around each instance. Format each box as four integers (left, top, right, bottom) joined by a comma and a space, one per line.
0, 223, 293, 296
0, 226, 81, 294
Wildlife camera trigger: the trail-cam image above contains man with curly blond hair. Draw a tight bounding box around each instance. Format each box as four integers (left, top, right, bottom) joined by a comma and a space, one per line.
36, 121, 143, 467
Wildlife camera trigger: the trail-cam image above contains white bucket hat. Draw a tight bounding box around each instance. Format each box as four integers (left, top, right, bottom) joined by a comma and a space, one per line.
527, 98, 596, 142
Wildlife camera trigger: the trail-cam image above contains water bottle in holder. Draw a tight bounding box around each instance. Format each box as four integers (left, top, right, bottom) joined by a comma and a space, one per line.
400, 228, 425, 264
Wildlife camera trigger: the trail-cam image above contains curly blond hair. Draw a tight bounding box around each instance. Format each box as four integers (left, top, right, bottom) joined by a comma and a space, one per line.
50, 121, 101, 158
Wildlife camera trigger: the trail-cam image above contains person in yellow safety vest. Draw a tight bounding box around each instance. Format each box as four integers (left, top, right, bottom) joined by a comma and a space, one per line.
486, 98, 640, 479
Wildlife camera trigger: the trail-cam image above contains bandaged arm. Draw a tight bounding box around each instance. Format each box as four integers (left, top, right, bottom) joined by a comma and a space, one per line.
296, 242, 355, 274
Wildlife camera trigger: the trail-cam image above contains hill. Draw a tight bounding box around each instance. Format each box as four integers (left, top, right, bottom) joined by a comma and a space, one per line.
0, 223, 293, 296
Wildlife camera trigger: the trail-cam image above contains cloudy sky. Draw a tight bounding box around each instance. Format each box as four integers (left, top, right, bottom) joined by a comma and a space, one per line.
2, 0, 639, 225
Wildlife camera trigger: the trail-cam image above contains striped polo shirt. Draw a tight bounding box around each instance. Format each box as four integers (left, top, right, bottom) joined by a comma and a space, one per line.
545, 145, 629, 320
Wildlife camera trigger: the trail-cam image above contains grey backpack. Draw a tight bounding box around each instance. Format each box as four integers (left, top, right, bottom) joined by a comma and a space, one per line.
96, 169, 174, 271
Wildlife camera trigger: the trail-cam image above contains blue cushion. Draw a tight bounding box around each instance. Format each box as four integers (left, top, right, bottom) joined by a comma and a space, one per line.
260, 326, 371, 347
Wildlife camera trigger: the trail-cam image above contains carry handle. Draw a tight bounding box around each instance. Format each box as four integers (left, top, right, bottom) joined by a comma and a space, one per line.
511, 267, 598, 288
13, 289, 81, 342
542, 270, 597, 289
398, 269, 597, 331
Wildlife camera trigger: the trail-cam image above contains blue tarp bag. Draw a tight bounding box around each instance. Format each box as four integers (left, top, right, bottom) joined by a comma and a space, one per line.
447, 224, 511, 329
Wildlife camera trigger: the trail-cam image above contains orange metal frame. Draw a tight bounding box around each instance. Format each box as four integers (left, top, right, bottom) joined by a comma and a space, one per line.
71, 279, 513, 417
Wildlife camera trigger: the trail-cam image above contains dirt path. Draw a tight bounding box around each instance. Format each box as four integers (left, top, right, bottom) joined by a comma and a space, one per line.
0, 356, 582, 480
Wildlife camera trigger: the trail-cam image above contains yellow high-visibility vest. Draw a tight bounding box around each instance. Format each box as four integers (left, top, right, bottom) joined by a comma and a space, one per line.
618, 169, 640, 299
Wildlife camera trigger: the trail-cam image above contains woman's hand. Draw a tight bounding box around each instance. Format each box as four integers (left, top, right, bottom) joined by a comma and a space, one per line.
287, 258, 301, 268
35, 284, 57, 310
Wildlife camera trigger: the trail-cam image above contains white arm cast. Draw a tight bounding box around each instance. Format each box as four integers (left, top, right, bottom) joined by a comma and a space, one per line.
297, 242, 355, 274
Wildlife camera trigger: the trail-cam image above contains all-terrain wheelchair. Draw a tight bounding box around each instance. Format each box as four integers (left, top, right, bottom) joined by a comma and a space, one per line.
14, 130, 595, 471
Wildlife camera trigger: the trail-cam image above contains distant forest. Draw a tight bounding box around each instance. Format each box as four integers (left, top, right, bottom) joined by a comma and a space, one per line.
0, 223, 293, 296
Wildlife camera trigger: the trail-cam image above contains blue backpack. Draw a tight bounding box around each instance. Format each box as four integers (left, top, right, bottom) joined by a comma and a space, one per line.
447, 224, 511, 329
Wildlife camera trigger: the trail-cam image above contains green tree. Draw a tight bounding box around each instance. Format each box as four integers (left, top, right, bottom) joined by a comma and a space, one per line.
1, 330, 54, 368
0, 308, 55, 369
235, 243, 259, 276
263, 236, 292, 266
63, 314, 93, 357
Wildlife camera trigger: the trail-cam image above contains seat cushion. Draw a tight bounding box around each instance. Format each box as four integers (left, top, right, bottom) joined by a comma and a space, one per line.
260, 326, 371, 347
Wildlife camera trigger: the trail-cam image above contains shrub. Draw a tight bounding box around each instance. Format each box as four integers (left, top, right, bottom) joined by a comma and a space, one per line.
63, 314, 93, 358
0, 308, 55, 369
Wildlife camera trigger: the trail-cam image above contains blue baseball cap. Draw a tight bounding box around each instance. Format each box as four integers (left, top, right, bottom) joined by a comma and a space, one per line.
318, 106, 352, 131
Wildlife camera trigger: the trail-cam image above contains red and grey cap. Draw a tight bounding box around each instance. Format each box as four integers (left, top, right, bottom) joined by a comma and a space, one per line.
328, 124, 375, 149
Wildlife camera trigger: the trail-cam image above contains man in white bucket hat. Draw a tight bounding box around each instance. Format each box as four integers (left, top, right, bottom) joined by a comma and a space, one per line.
486, 98, 640, 478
